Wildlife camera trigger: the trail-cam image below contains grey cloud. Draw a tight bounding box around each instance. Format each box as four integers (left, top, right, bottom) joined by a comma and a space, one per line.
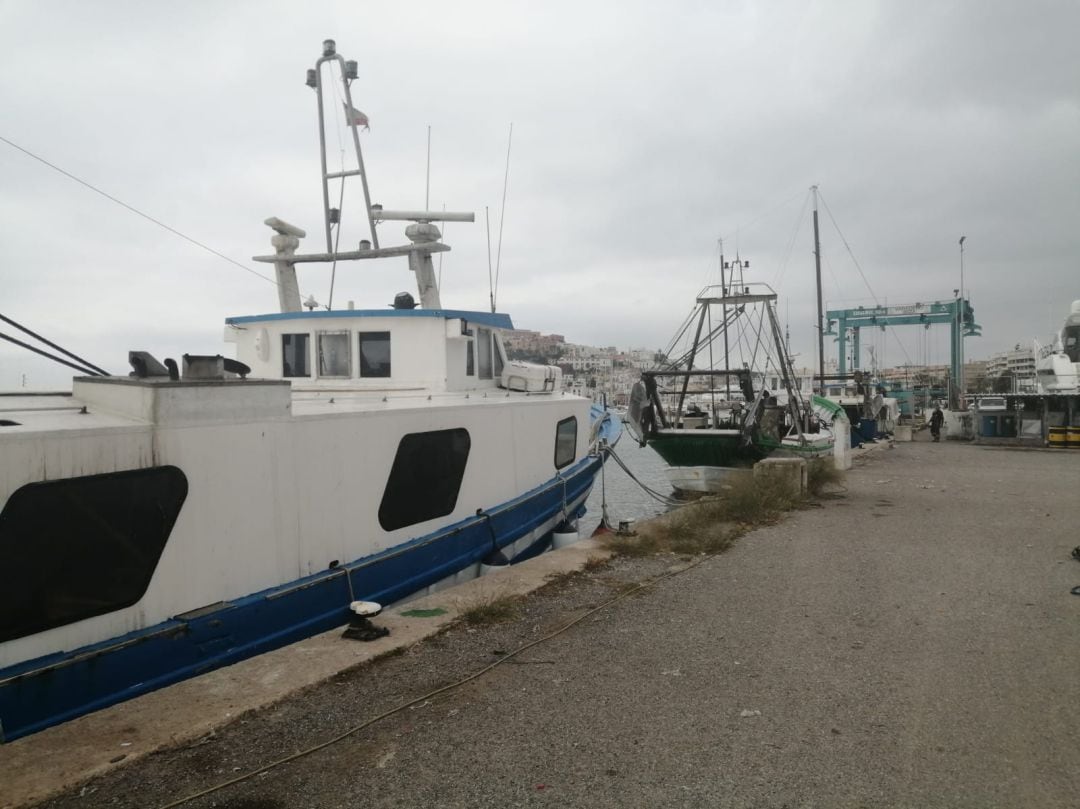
2, 0, 1077, 390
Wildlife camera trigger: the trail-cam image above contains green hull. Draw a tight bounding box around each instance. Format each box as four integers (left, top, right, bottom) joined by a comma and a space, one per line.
648, 431, 833, 468
648, 432, 766, 468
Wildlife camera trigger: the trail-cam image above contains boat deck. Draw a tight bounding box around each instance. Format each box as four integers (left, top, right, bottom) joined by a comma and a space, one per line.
0, 385, 573, 435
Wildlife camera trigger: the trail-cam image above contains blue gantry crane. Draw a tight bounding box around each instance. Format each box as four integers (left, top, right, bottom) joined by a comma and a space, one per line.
824, 298, 980, 384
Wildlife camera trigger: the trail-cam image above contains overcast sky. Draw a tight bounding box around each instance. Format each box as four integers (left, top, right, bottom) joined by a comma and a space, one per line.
2, 0, 1077, 388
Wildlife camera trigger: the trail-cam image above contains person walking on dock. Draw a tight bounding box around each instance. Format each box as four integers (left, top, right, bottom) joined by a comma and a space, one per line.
930, 405, 944, 442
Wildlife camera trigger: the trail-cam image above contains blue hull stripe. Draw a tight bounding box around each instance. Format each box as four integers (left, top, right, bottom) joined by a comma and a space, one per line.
0, 447, 609, 742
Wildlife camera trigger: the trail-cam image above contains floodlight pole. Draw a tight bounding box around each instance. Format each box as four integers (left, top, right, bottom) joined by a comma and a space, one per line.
959, 235, 966, 405
812, 186, 825, 395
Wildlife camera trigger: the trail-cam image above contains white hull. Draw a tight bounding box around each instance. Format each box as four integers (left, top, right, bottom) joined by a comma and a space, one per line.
664, 465, 750, 494
0, 379, 591, 671
662, 433, 834, 495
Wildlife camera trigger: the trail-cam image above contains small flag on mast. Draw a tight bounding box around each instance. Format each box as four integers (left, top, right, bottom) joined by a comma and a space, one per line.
343, 102, 370, 131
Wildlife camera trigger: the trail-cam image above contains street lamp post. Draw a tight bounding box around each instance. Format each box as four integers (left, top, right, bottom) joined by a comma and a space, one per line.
959, 236, 966, 404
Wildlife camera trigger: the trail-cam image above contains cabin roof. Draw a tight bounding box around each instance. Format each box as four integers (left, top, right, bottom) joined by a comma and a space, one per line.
225, 309, 514, 330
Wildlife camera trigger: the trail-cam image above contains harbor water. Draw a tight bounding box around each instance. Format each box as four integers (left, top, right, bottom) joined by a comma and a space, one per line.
581, 430, 674, 535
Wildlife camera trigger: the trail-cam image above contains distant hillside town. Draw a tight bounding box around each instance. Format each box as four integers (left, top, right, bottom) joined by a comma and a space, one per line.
504, 329, 1042, 404
504, 329, 662, 405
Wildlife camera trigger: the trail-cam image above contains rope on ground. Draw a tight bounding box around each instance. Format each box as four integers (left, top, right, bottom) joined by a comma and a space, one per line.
156, 552, 715, 809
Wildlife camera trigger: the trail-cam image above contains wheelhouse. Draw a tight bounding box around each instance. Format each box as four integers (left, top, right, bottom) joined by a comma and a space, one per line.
225, 308, 511, 393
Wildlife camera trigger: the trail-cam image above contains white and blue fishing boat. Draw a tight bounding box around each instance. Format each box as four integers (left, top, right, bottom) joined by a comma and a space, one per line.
0, 40, 620, 742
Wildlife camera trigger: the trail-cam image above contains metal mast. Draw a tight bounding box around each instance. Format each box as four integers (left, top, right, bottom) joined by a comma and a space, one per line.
812, 185, 825, 394
308, 39, 379, 252
959, 235, 966, 405
719, 239, 730, 400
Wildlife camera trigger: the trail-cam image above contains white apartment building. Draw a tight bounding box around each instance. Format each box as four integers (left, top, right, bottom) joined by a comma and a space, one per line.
986, 345, 1035, 380
989, 345, 1036, 393
568, 356, 613, 372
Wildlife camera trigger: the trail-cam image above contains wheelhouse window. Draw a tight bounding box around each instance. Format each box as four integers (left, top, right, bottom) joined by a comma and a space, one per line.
466, 338, 475, 376
477, 327, 493, 379
554, 416, 577, 469
493, 333, 505, 378
0, 466, 188, 643
1065, 325, 1079, 362
358, 331, 391, 377
282, 333, 310, 377
318, 331, 351, 377
378, 429, 471, 531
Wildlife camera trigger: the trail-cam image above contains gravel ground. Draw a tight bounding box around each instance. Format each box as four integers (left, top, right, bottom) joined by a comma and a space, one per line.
33, 436, 1080, 809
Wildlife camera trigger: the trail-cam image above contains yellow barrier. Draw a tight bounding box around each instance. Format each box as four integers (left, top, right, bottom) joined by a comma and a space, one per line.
1048, 426, 1080, 447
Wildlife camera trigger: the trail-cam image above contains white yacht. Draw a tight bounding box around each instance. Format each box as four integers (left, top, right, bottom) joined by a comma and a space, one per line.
1035, 299, 1080, 394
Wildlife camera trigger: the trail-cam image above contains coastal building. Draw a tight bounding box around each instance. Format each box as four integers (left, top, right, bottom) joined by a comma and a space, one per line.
503, 329, 566, 360
985, 345, 1036, 392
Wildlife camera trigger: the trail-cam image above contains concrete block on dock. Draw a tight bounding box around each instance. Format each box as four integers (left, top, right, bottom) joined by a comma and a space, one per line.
894, 424, 913, 442
753, 457, 807, 496
833, 419, 853, 470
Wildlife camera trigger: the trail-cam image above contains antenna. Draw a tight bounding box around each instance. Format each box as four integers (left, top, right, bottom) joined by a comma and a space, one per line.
785, 300, 790, 350
485, 206, 494, 313
493, 122, 513, 313
425, 125, 431, 210
437, 202, 446, 290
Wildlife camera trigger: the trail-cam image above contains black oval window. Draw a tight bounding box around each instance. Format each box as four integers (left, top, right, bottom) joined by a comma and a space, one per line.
378, 429, 471, 531
0, 466, 188, 643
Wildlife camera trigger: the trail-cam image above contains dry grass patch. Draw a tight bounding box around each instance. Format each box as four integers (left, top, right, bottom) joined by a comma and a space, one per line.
806, 458, 846, 497
601, 498, 736, 558
607, 529, 666, 557
456, 591, 523, 626
719, 473, 799, 524
602, 467, 826, 559
582, 555, 610, 573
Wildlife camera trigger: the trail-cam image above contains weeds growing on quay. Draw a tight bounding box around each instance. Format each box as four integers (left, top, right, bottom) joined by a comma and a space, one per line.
806, 458, 846, 497
457, 592, 523, 626
582, 555, 610, 572
603, 463, 844, 559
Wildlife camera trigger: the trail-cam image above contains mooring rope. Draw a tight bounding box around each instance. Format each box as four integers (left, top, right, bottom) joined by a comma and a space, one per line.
604, 444, 685, 507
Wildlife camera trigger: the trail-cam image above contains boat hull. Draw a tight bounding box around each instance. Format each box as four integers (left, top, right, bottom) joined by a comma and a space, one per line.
0, 453, 602, 742
649, 429, 834, 494
663, 464, 751, 493
0, 378, 620, 742
648, 430, 766, 468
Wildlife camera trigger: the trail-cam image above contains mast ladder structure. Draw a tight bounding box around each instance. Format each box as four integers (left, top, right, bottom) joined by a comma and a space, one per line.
309, 38, 378, 255
252, 40, 474, 314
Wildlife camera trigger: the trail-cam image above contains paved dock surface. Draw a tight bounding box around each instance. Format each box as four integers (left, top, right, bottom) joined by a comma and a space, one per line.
26, 438, 1080, 807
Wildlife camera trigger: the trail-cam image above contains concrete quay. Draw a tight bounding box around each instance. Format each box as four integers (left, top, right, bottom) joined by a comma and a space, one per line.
8, 435, 1080, 808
